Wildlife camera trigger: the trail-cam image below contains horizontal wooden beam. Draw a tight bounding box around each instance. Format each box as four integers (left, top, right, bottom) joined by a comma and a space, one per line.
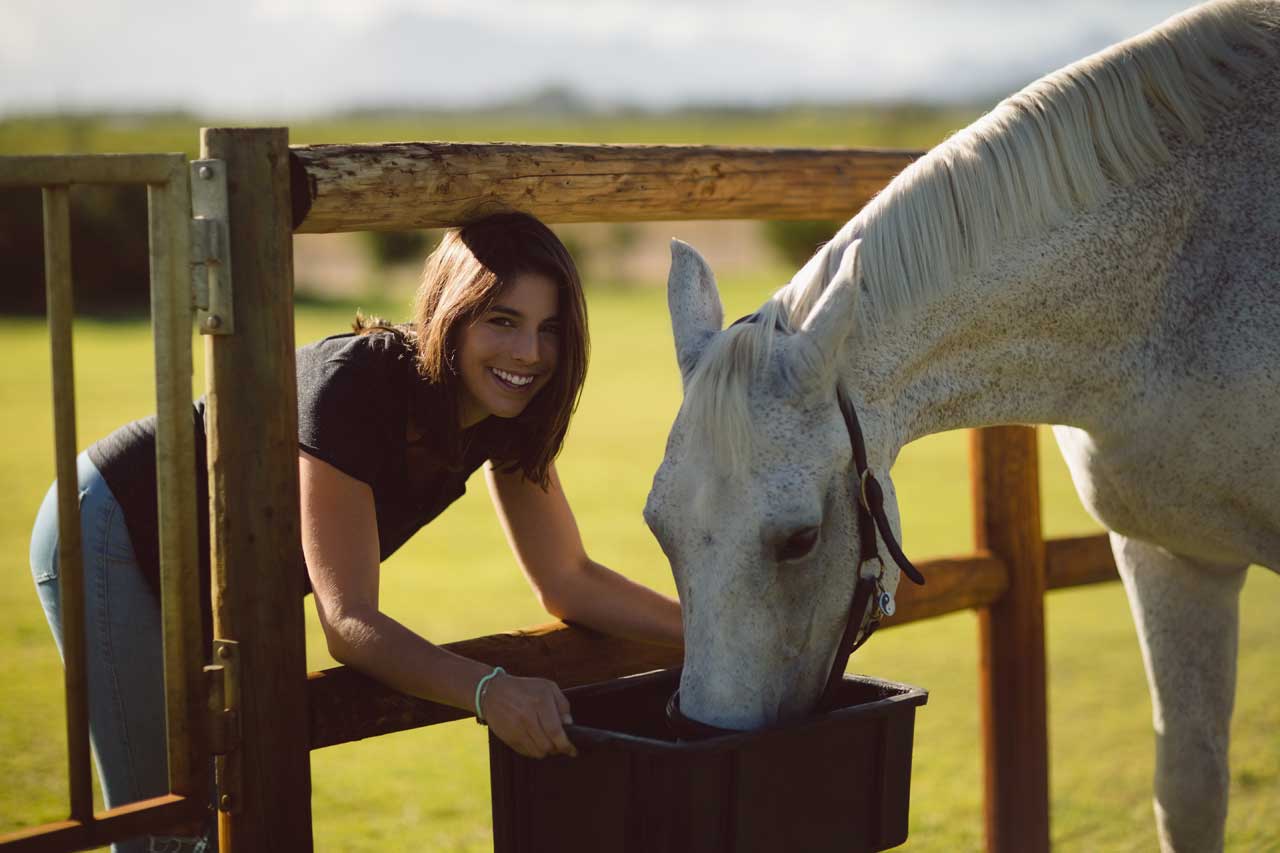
0, 154, 184, 188
882, 551, 1009, 627
0, 794, 205, 853
308, 622, 682, 750
289, 142, 922, 234
307, 551, 1003, 749
1045, 533, 1117, 589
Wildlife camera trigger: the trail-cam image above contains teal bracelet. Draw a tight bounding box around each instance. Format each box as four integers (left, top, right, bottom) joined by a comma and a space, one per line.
474, 666, 506, 725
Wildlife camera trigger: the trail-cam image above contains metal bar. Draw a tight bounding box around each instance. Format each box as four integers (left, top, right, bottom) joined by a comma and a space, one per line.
147, 163, 207, 801
0, 794, 206, 853
42, 186, 94, 824
0, 154, 181, 188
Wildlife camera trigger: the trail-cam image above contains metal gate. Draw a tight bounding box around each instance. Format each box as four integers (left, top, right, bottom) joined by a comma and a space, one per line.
0, 153, 225, 852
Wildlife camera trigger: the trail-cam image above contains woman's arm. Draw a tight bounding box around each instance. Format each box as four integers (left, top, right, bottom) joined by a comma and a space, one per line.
300, 450, 576, 758
485, 461, 683, 648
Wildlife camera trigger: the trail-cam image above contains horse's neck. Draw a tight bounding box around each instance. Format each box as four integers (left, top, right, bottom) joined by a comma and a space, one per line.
845, 58, 1280, 460
850, 144, 1201, 454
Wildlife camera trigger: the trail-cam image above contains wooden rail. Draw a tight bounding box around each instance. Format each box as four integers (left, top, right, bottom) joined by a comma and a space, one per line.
289, 142, 921, 233
0, 797, 205, 853
308, 539, 1116, 751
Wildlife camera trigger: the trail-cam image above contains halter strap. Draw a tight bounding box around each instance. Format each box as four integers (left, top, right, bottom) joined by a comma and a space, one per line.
815, 385, 925, 712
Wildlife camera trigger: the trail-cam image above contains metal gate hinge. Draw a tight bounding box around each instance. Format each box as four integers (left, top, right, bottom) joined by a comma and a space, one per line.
204, 638, 241, 756
205, 638, 242, 813
190, 159, 233, 335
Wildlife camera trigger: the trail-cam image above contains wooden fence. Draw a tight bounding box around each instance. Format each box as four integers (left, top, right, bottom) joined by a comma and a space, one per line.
1, 127, 1120, 853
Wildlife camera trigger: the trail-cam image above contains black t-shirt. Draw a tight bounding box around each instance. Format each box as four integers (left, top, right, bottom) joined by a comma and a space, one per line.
87, 330, 499, 634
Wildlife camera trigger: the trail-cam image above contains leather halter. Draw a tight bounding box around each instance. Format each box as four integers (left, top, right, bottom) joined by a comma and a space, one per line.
665, 312, 927, 738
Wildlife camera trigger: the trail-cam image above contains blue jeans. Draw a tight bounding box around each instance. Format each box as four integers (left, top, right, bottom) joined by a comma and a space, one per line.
30, 452, 210, 853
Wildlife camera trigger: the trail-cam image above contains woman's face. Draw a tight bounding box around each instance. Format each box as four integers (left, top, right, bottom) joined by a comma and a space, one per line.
455, 271, 560, 427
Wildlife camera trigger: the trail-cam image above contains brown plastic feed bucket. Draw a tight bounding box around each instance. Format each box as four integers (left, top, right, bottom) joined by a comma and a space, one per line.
489, 668, 927, 853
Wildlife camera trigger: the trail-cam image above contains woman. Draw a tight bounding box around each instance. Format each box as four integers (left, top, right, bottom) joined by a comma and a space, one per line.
30, 212, 683, 851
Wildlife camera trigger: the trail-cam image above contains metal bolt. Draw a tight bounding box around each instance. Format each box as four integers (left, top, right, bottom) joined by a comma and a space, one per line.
198, 165, 214, 180
217, 644, 232, 660
204, 315, 223, 332
219, 793, 234, 810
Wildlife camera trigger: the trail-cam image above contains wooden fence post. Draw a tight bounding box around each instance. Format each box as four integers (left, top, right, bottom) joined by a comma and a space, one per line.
971, 426, 1050, 853
202, 128, 312, 851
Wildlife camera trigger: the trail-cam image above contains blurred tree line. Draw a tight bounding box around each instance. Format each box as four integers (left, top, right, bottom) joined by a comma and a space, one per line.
1, 186, 151, 314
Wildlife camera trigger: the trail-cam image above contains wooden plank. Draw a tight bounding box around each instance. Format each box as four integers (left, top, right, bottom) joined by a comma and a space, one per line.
972, 426, 1050, 853
308, 623, 682, 749
881, 552, 1007, 627
1046, 534, 1117, 590
0, 154, 181, 188
41, 185, 94, 823
290, 142, 922, 233
146, 167, 208, 800
307, 553, 1005, 749
0, 794, 205, 853
201, 128, 312, 852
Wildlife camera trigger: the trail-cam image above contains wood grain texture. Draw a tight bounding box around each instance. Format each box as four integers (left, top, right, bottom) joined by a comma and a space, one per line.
42, 185, 94, 823
1046, 534, 1117, 589
881, 552, 1008, 627
202, 127, 312, 852
972, 426, 1050, 853
289, 143, 922, 233
0, 795, 205, 853
308, 624, 682, 750
308, 553, 1006, 750
146, 167, 208, 801
0, 153, 179, 187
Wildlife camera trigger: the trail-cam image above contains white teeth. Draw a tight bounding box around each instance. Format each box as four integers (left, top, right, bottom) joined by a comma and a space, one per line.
492, 368, 534, 387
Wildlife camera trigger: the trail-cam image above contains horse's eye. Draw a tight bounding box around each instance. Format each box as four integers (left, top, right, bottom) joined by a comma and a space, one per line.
776, 526, 821, 562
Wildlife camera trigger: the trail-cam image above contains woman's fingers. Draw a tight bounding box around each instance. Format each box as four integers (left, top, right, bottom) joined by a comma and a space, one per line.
536, 700, 578, 758
555, 688, 573, 724
485, 675, 577, 759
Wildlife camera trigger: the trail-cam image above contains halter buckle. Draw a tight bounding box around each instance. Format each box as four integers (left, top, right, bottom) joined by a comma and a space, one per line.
859, 468, 875, 512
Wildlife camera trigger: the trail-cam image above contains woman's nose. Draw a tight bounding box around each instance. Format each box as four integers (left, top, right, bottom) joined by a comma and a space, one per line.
511, 328, 540, 364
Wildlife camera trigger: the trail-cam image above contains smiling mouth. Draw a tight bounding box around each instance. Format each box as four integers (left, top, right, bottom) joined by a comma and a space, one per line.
490, 367, 536, 390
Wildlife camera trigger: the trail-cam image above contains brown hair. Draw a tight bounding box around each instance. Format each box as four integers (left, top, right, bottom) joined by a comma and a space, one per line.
359, 212, 588, 486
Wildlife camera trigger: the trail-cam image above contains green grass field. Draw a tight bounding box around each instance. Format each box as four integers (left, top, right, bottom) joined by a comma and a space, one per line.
1, 271, 1276, 852
2, 112, 1277, 850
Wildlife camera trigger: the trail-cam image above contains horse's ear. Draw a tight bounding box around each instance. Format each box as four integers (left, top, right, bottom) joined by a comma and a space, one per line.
668, 239, 724, 384
798, 239, 861, 371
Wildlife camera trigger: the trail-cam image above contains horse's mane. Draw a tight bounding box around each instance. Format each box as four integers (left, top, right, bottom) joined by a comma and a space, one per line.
685, 0, 1280, 470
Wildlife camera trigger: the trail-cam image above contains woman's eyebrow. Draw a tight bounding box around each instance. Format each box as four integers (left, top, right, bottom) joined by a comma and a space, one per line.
489, 304, 559, 322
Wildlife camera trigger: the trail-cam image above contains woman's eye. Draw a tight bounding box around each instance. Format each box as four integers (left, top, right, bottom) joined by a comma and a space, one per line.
488, 316, 516, 328
540, 324, 560, 336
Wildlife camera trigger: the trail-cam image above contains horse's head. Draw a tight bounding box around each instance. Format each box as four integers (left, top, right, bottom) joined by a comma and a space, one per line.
646, 239, 910, 731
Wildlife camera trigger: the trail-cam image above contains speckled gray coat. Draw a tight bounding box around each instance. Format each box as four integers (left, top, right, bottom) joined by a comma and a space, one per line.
647, 46, 1278, 853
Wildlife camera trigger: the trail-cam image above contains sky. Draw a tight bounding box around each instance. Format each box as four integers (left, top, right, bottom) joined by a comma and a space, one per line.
1, 0, 1202, 116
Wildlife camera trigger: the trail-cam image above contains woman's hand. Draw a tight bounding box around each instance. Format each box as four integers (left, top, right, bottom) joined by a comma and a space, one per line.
480, 673, 578, 759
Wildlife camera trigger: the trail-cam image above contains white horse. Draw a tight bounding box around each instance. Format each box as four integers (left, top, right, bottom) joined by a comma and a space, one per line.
644, 2, 1279, 850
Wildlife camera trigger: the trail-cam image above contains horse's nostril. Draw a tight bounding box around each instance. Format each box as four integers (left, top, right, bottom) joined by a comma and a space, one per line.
777, 526, 820, 562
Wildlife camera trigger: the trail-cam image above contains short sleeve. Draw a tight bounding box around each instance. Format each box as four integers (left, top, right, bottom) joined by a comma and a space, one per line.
296, 337, 402, 486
